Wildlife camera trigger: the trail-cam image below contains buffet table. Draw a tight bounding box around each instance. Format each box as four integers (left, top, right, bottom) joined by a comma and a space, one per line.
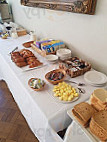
0, 35, 106, 142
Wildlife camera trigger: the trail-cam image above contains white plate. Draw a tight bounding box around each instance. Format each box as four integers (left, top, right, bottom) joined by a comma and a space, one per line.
48, 61, 58, 64
60, 55, 71, 61
22, 64, 47, 72
67, 108, 100, 142
10, 48, 47, 72
51, 86, 80, 104
45, 55, 58, 62
86, 82, 107, 87
84, 71, 107, 85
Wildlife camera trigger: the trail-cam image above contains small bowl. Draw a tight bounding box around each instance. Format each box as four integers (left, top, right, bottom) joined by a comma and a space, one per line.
28, 78, 45, 91
45, 55, 58, 63
45, 69, 66, 85
23, 41, 34, 48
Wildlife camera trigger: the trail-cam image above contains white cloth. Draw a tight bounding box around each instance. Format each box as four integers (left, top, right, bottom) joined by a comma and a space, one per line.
0, 35, 106, 142
64, 122, 91, 142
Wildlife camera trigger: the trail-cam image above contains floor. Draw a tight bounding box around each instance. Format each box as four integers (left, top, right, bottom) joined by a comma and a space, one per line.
0, 80, 39, 142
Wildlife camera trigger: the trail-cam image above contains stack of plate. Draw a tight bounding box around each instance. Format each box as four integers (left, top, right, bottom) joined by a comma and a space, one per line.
56, 48, 71, 60
45, 55, 58, 63
84, 71, 107, 87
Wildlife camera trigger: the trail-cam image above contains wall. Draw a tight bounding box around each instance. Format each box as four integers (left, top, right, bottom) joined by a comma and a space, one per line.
7, 0, 107, 74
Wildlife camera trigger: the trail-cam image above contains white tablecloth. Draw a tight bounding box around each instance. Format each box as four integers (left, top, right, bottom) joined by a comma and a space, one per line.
64, 122, 91, 142
0, 35, 106, 142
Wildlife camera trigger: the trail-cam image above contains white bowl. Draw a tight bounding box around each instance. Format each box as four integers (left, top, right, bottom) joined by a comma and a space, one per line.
57, 48, 71, 57
45, 55, 58, 62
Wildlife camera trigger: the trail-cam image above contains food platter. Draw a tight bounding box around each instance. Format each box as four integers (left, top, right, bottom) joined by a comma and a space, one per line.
67, 108, 99, 142
51, 84, 80, 104
51, 90, 80, 104
67, 88, 107, 142
10, 48, 46, 72
21, 63, 47, 72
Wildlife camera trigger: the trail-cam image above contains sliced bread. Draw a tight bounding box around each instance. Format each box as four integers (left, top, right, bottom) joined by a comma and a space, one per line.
90, 89, 107, 111
72, 102, 96, 127
90, 110, 107, 141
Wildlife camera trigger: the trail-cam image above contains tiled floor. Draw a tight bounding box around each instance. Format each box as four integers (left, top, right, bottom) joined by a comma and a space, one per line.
0, 80, 39, 142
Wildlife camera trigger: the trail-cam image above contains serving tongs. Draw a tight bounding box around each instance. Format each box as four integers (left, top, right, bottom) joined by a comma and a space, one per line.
77, 87, 85, 94
64, 80, 85, 86
8, 47, 18, 55
64, 80, 86, 94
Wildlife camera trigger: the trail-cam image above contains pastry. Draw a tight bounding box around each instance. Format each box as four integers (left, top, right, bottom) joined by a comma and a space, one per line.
26, 56, 37, 62
26, 57, 37, 65
27, 59, 37, 65
20, 49, 34, 58
90, 110, 107, 141
11, 49, 42, 68
90, 89, 107, 111
29, 60, 42, 68
16, 62, 27, 67
11, 55, 21, 61
14, 57, 25, 63
19, 49, 27, 55
23, 52, 34, 58
72, 102, 96, 127
11, 51, 20, 56
11, 52, 21, 61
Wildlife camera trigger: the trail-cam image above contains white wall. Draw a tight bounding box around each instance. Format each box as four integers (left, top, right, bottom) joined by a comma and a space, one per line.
7, 0, 107, 74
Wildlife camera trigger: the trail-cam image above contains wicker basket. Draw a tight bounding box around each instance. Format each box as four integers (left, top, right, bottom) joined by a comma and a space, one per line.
45, 69, 66, 85
59, 57, 91, 78
28, 78, 45, 91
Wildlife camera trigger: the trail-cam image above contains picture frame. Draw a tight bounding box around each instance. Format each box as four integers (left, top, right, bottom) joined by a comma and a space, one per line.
21, 0, 97, 15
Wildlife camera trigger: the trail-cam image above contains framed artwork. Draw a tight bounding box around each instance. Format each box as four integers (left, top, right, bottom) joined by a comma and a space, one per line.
21, 0, 97, 15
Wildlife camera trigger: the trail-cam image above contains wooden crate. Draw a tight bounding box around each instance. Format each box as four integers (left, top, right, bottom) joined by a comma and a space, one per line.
31, 43, 56, 57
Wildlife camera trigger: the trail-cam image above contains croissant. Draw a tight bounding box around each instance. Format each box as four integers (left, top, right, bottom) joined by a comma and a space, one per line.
16, 62, 27, 67
29, 60, 42, 68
